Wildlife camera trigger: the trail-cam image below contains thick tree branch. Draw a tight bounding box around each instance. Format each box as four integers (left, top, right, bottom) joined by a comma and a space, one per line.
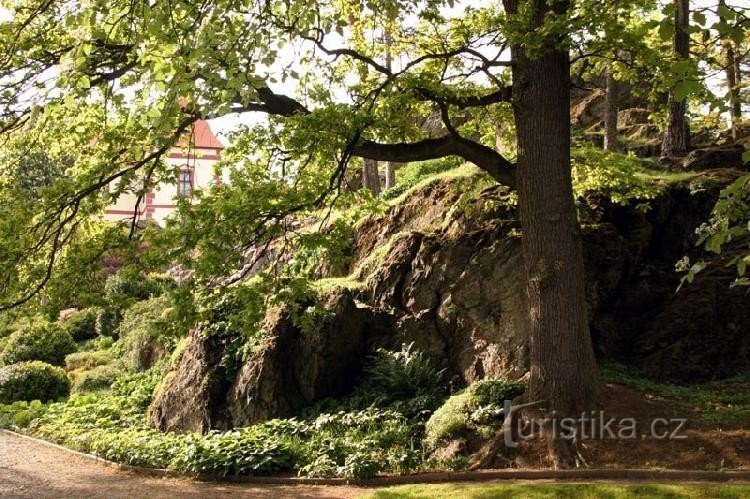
354, 136, 516, 188
228, 86, 516, 189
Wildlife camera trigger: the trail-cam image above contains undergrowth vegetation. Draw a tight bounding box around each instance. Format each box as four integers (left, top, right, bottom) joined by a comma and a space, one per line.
602, 362, 750, 424
0, 356, 442, 478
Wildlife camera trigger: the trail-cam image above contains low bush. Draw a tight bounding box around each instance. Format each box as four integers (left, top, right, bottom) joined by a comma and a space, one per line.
571, 146, 659, 204
351, 343, 446, 419
61, 308, 99, 341
71, 365, 123, 394
104, 266, 173, 309
65, 350, 112, 371
77, 336, 115, 352
424, 378, 525, 449
0, 321, 77, 366
0, 361, 70, 403
95, 307, 121, 337
0, 400, 47, 428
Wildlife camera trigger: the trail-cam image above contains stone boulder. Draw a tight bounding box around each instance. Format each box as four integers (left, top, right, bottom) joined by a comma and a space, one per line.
680, 145, 746, 171
227, 289, 371, 426
149, 331, 231, 433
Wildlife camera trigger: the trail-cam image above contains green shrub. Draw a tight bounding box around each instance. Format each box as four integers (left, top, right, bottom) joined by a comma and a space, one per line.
71, 365, 123, 393
356, 343, 445, 418
363, 343, 443, 398
61, 308, 99, 341
76, 335, 115, 352
0, 321, 77, 366
0, 316, 16, 339
424, 378, 525, 449
104, 266, 172, 308
571, 146, 659, 204
115, 295, 175, 373
95, 307, 121, 337
0, 361, 70, 403
96, 267, 176, 337
65, 350, 112, 370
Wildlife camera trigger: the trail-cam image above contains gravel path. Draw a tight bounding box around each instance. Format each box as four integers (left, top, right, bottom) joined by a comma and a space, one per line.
0, 431, 366, 499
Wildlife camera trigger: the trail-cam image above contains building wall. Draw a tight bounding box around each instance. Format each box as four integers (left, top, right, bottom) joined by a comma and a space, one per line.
102, 146, 222, 226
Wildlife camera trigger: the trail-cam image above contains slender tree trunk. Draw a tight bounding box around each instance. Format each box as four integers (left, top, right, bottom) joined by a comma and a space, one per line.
720, 0, 742, 141
504, 0, 600, 468
383, 22, 398, 190
661, 0, 691, 159
362, 158, 381, 196
384, 162, 397, 189
603, 65, 619, 151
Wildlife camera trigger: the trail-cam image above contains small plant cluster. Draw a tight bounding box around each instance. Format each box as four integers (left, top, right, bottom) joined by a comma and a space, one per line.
571, 146, 659, 205
424, 379, 525, 449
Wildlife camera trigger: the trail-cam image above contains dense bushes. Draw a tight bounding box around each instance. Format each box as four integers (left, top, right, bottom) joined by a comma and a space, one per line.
61, 308, 99, 341
0, 322, 76, 366
424, 379, 525, 449
0, 361, 70, 403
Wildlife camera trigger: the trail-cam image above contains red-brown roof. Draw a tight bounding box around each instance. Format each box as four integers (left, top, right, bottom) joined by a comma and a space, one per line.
186, 119, 224, 150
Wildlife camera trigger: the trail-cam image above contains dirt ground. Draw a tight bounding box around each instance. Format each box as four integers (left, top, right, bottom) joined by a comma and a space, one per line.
515, 384, 750, 470
0, 431, 367, 499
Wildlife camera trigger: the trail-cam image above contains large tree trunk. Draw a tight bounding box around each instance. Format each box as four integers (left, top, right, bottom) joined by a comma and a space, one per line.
504, 0, 600, 468
720, 0, 742, 141
603, 65, 619, 151
661, 0, 691, 159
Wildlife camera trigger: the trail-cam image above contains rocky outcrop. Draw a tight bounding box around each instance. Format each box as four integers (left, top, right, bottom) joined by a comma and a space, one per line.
149, 331, 231, 433
150, 171, 750, 432
150, 289, 377, 432
679, 145, 746, 171
227, 289, 371, 426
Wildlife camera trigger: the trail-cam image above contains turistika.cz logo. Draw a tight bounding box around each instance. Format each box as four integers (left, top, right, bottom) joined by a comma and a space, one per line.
502, 400, 688, 448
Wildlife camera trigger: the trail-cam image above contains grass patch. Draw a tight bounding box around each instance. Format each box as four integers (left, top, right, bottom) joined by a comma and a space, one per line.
362, 483, 750, 499
386, 163, 486, 206
602, 362, 750, 424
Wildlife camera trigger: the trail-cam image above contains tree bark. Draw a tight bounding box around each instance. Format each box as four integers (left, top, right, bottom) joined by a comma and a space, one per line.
720, 0, 742, 141
661, 0, 691, 159
504, 0, 600, 468
362, 158, 381, 196
603, 65, 619, 151
384, 162, 398, 189
383, 22, 399, 191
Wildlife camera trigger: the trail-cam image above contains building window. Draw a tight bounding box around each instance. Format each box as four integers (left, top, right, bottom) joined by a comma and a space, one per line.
177, 169, 192, 196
